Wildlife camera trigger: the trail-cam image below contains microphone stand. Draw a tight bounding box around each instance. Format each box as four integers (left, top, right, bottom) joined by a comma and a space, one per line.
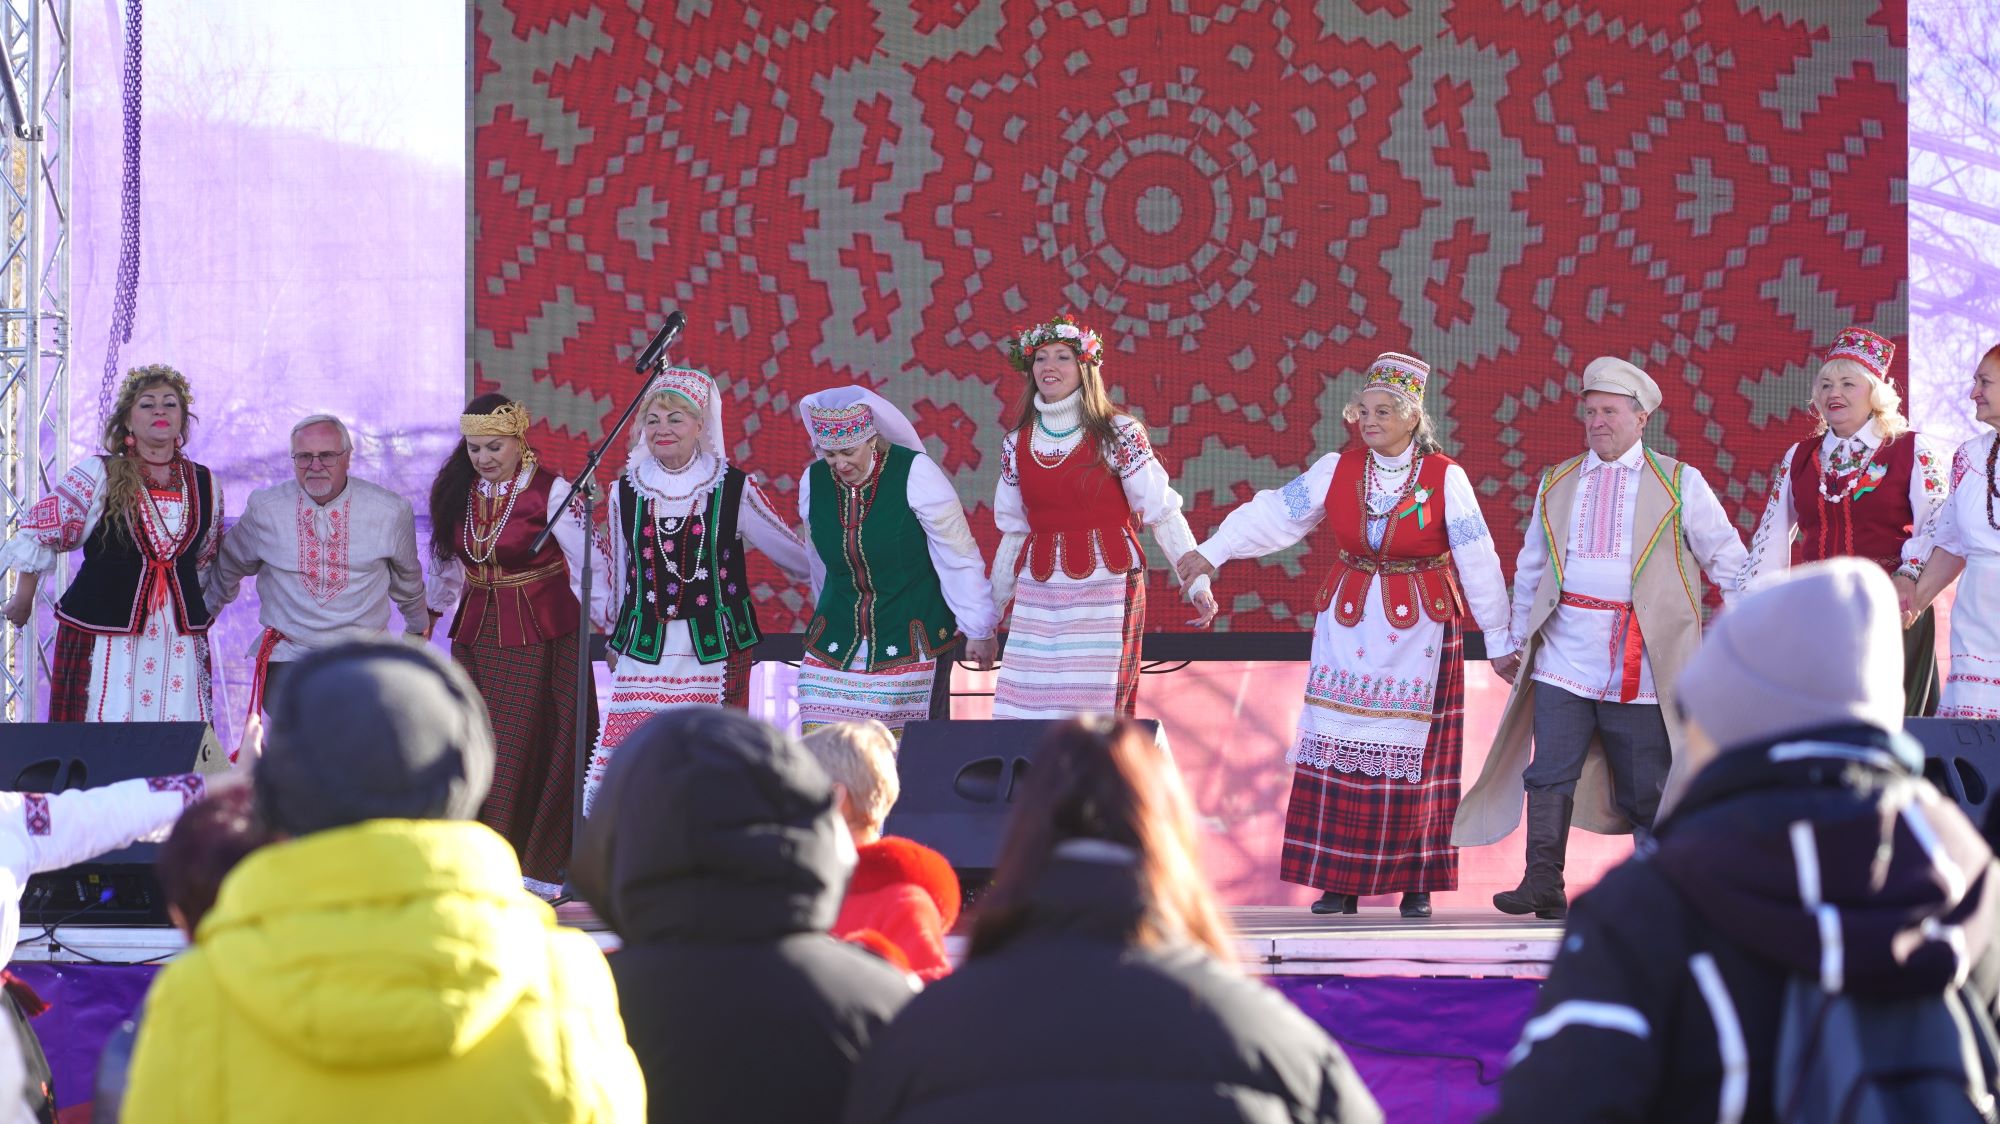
534, 354, 676, 906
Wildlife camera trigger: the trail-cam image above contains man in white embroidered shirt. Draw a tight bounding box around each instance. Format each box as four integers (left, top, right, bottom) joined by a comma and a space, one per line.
206, 414, 430, 710
1453, 357, 1747, 920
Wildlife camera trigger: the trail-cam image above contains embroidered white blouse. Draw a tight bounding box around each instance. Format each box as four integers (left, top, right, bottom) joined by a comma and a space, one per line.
1742, 418, 1951, 588
206, 477, 428, 662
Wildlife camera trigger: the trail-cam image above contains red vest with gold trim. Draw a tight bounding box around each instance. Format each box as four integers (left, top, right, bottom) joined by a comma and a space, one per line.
448, 466, 582, 648
1314, 451, 1465, 629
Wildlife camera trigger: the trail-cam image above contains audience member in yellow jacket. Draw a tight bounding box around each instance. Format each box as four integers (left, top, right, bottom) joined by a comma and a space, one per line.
123, 640, 643, 1123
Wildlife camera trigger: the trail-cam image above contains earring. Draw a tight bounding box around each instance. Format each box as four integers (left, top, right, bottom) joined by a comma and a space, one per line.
122, 434, 134, 449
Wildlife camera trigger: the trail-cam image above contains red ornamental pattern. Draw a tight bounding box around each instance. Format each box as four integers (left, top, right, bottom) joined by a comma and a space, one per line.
474, 1, 1905, 633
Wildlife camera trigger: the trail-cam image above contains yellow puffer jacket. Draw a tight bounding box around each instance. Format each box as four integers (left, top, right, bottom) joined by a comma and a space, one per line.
123, 819, 644, 1122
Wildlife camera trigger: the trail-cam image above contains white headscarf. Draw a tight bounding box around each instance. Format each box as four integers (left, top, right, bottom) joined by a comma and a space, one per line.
797, 386, 925, 454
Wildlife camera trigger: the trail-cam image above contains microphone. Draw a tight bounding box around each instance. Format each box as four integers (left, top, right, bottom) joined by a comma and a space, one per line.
632, 311, 687, 374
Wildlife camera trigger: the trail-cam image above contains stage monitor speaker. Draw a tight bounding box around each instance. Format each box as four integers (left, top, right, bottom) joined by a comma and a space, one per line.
0, 722, 224, 928
1908, 717, 2000, 830
883, 719, 1165, 873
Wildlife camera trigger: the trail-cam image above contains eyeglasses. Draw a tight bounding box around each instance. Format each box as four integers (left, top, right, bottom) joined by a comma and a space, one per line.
291, 451, 346, 467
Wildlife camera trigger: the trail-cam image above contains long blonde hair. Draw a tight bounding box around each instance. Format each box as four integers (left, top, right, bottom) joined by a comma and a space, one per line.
1812, 357, 1910, 442
99, 365, 196, 543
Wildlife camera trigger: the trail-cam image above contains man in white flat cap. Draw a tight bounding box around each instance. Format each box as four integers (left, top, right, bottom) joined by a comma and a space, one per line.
1453, 356, 1748, 919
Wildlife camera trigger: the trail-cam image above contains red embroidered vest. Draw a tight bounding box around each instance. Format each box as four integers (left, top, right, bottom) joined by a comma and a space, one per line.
448, 466, 582, 648
1314, 452, 1464, 628
1788, 434, 1916, 573
1016, 433, 1143, 580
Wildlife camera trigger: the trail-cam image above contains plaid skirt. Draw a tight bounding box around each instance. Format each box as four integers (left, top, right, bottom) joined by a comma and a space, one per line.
47, 623, 98, 722
452, 605, 592, 884
1280, 621, 1465, 895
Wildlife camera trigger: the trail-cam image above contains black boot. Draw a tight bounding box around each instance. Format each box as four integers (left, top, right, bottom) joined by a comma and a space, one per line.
1311, 891, 1358, 915
1399, 892, 1432, 919
1493, 791, 1573, 920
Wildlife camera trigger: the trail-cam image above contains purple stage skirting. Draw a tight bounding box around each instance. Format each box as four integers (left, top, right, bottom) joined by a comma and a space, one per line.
14, 965, 1537, 1122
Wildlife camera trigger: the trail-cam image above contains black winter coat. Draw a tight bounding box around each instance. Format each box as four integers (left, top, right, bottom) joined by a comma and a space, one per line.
842, 853, 1382, 1124
576, 707, 916, 1124
1488, 727, 2000, 1123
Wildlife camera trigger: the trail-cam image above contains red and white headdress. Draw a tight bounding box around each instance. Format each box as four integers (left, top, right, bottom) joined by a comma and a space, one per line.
1007, 313, 1106, 373
1825, 327, 1895, 382
1363, 352, 1430, 404
798, 386, 924, 453
637, 366, 726, 467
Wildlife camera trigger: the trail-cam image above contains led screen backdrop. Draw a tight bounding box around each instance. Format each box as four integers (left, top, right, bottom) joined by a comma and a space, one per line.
472, 0, 1906, 636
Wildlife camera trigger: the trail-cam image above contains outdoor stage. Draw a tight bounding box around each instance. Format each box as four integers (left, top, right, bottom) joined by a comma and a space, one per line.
13, 907, 1556, 1122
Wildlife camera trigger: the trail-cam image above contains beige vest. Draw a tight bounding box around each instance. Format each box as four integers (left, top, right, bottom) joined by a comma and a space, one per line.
1452, 448, 1708, 846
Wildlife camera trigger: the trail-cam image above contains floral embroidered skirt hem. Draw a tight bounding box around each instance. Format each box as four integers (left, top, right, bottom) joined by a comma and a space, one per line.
452, 605, 590, 885
1279, 622, 1465, 895
49, 616, 213, 724
582, 645, 752, 817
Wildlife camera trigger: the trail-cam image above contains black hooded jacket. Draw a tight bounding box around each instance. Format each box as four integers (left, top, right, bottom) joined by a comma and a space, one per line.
575, 707, 915, 1124
842, 850, 1383, 1124
1488, 726, 2000, 1123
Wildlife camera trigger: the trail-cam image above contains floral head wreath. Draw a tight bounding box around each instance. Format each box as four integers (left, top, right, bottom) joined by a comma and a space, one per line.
1007, 313, 1106, 373
460, 401, 533, 438
116, 363, 193, 411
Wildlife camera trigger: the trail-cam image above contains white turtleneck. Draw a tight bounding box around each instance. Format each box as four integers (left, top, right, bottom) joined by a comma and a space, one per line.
990, 389, 1210, 611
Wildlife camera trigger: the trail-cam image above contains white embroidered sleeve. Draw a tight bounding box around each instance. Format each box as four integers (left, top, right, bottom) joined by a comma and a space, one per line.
1195, 452, 1338, 568
909, 454, 998, 639
1110, 420, 1211, 598
0, 458, 108, 575
738, 474, 814, 584
206, 489, 266, 614
993, 432, 1029, 535
1904, 432, 1953, 573
1742, 447, 1798, 591
600, 485, 629, 633
424, 547, 465, 616
990, 532, 1025, 617
546, 474, 615, 630
387, 501, 429, 633
797, 468, 827, 607
22, 776, 204, 876
1676, 467, 1750, 607
1936, 440, 1980, 557
1509, 471, 1555, 650
1443, 464, 1513, 658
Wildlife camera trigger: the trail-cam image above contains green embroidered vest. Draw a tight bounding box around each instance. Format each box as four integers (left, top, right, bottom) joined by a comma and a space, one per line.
804, 444, 959, 671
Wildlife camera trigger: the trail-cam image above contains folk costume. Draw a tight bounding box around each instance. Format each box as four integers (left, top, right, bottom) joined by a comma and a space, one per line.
1742, 328, 1950, 715
584, 368, 811, 816
1195, 354, 1512, 905
1932, 429, 2000, 719
207, 475, 428, 713
1, 453, 222, 724
426, 402, 603, 890
1454, 358, 1748, 919
796, 388, 996, 734
989, 315, 1210, 719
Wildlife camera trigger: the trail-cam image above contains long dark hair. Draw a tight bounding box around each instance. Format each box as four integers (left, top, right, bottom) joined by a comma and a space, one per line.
970, 717, 1236, 961
428, 393, 512, 563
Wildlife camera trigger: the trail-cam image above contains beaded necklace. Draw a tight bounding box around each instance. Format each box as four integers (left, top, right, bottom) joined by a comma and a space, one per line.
132, 455, 196, 558
1363, 450, 1417, 517
463, 452, 536, 565
836, 450, 885, 528
1817, 434, 1884, 504
1984, 435, 2000, 532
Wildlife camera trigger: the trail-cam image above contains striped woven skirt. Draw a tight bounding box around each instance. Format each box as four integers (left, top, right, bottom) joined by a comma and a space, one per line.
1279, 622, 1465, 895
451, 605, 591, 885
583, 643, 752, 817
991, 567, 1145, 720
797, 647, 940, 735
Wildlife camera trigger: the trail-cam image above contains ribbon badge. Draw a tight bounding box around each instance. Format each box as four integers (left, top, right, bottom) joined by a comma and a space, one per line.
1393, 485, 1434, 529
1842, 462, 1889, 504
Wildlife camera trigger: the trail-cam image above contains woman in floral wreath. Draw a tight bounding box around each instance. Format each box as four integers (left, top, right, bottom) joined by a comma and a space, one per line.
1743, 327, 1952, 715
989, 313, 1215, 719
796, 386, 998, 734
584, 367, 812, 814
1179, 353, 1511, 919
426, 393, 604, 896
0, 364, 223, 723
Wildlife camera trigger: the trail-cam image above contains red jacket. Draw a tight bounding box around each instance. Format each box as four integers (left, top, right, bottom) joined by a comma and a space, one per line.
835, 837, 962, 982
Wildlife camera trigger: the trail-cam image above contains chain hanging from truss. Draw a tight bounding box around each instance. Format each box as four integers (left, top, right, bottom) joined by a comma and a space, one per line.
100, 0, 139, 416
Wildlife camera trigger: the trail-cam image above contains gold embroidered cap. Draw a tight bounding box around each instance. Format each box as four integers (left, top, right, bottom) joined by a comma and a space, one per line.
460, 401, 533, 438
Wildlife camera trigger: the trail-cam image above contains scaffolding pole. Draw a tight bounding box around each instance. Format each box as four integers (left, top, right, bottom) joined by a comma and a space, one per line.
0, 0, 70, 721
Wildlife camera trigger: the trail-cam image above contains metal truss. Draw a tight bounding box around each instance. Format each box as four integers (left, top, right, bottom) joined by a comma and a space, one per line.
0, 0, 69, 721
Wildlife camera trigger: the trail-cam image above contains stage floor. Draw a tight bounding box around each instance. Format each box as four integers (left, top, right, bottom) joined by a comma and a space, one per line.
14, 906, 1564, 978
